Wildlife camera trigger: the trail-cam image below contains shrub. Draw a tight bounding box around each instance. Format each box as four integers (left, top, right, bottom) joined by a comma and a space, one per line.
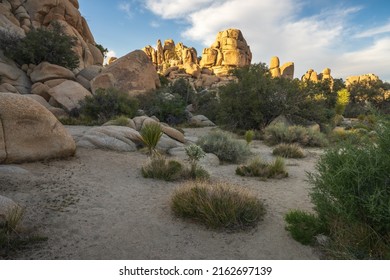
106, 115, 132, 127
285, 210, 324, 245
0, 21, 79, 69
79, 88, 139, 124
192, 90, 219, 123
168, 78, 195, 105
137, 91, 186, 125
272, 143, 305, 158
197, 130, 251, 163
141, 156, 184, 181
139, 122, 163, 156
306, 120, 390, 259
171, 181, 265, 230
185, 144, 207, 178
245, 130, 255, 145
236, 157, 288, 179
264, 123, 328, 147
335, 88, 350, 115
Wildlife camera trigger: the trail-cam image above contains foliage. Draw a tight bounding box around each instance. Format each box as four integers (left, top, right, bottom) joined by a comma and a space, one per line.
0, 22, 79, 69
168, 78, 195, 105
137, 91, 186, 125
216, 64, 336, 131
335, 88, 350, 115
95, 43, 108, 58
139, 122, 163, 156
141, 156, 184, 181
272, 143, 305, 158
306, 120, 390, 259
107, 116, 133, 127
192, 90, 220, 123
285, 210, 324, 245
245, 130, 255, 145
264, 123, 328, 147
236, 157, 288, 179
197, 130, 251, 163
185, 144, 207, 178
171, 181, 265, 230
79, 88, 139, 124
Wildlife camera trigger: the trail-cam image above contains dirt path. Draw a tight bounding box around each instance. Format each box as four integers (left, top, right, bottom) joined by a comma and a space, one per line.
0, 128, 321, 259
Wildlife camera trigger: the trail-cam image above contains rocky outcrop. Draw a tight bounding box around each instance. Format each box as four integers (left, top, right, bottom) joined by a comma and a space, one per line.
269, 56, 295, 79
30, 62, 75, 83
302, 68, 333, 84
0, 92, 76, 163
346, 74, 379, 87
91, 50, 160, 96
0, 51, 31, 94
200, 29, 252, 76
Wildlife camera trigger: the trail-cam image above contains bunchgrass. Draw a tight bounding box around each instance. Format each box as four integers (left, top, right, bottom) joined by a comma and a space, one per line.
264, 123, 328, 147
197, 130, 251, 163
141, 156, 184, 181
285, 210, 323, 245
272, 143, 305, 158
171, 181, 265, 230
236, 157, 288, 179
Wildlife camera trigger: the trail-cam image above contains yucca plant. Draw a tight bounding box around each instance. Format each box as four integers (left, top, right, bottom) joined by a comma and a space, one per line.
139, 122, 163, 156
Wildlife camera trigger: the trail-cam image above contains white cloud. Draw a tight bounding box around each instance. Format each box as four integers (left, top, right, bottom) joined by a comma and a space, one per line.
144, 0, 390, 81
104, 50, 117, 65
119, 2, 132, 18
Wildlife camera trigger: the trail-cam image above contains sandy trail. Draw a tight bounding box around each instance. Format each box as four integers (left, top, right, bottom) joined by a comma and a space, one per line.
0, 127, 321, 259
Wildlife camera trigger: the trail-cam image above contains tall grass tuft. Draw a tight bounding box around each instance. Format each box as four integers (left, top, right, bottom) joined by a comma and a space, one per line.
272, 143, 305, 158
141, 156, 183, 181
236, 157, 288, 179
171, 181, 265, 230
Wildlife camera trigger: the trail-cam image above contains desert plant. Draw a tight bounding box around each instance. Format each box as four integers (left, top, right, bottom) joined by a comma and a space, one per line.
79, 88, 139, 124
139, 122, 163, 156
185, 144, 206, 177
107, 115, 132, 127
272, 143, 305, 158
264, 123, 328, 147
285, 210, 324, 245
197, 130, 251, 163
171, 181, 265, 230
236, 157, 288, 179
0, 21, 79, 69
335, 88, 350, 115
245, 130, 255, 145
304, 119, 390, 259
141, 156, 183, 181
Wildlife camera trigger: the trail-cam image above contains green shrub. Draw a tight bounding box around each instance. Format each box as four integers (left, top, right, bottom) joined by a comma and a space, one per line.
185, 144, 207, 178
197, 130, 251, 163
139, 122, 163, 156
272, 143, 305, 158
171, 181, 265, 230
105, 115, 132, 127
306, 119, 390, 259
285, 210, 323, 245
236, 157, 288, 179
79, 88, 139, 124
137, 91, 186, 125
335, 89, 350, 115
0, 21, 79, 69
168, 78, 195, 105
245, 130, 255, 145
141, 156, 184, 181
264, 123, 328, 147
192, 90, 219, 123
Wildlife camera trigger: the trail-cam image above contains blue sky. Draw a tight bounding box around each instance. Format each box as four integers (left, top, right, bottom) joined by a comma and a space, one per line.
79, 0, 390, 81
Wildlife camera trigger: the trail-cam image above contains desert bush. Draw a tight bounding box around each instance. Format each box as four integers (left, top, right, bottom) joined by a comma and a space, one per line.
245, 130, 255, 145
168, 78, 195, 105
236, 157, 288, 179
197, 130, 251, 163
185, 144, 208, 178
0, 22, 79, 69
285, 210, 324, 245
141, 156, 184, 181
79, 88, 139, 124
272, 143, 305, 158
335, 88, 350, 115
106, 116, 132, 127
171, 181, 265, 230
192, 90, 219, 123
264, 123, 328, 147
303, 119, 390, 259
137, 91, 186, 125
139, 122, 163, 156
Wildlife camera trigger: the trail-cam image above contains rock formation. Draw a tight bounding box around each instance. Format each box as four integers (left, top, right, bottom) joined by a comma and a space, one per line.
302, 68, 333, 84
91, 50, 160, 96
0, 0, 103, 68
346, 74, 379, 87
200, 28, 252, 76
0, 92, 76, 163
269, 56, 294, 79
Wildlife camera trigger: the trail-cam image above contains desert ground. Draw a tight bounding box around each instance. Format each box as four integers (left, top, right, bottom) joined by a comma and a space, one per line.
0, 127, 322, 260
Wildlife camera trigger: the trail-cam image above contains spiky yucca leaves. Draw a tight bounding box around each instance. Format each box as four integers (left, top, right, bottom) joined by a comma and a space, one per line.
140, 122, 163, 156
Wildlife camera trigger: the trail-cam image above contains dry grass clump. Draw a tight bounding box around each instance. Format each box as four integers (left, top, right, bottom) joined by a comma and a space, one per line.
272, 143, 306, 158
141, 156, 184, 181
236, 157, 288, 179
171, 181, 265, 230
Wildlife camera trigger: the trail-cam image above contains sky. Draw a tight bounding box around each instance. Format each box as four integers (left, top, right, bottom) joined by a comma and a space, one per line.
78, 0, 390, 82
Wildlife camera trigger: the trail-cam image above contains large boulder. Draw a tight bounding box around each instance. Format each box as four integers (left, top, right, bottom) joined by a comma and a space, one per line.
47, 80, 92, 112
0, 53, 32, 94
91, 50, 160, 96
0, 92, 76, 163
30, 62, 75, 83
0, 195, 21, 225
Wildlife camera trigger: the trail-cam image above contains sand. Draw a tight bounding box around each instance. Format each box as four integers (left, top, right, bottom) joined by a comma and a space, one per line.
0, 127, 322, 260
